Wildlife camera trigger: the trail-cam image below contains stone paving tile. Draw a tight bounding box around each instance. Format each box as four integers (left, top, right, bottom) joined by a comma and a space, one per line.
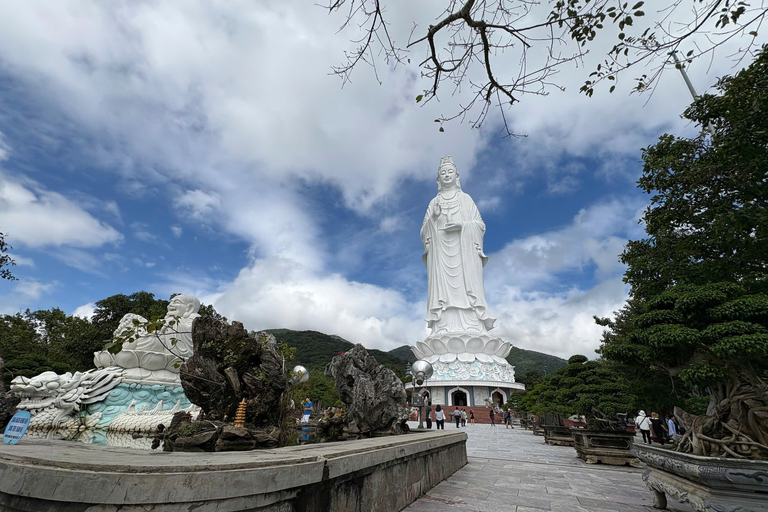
403, 422, 695, 512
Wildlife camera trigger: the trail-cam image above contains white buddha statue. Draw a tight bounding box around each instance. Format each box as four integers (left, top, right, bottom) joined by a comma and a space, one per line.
421, 156, 496, 335
94, 295, 201, 383
412, 157, 512, 367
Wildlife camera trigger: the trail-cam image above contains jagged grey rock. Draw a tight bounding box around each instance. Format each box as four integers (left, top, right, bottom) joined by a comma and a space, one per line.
180, 316, 288, 428
325, 344, 409, 436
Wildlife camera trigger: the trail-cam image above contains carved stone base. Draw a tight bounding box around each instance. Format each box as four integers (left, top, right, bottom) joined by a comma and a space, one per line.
634, 444, 768, 512
543, 425, 574, 446
571, 429, 640, 467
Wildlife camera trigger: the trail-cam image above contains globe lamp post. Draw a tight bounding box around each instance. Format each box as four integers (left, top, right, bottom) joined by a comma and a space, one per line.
410, 360, 433, 429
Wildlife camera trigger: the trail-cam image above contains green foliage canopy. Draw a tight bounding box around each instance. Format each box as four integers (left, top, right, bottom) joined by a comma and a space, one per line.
622, 46, 768, 300
519, 355, 637, 423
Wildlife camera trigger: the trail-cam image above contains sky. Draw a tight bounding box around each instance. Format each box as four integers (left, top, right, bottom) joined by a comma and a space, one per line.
0, 1, 762, 360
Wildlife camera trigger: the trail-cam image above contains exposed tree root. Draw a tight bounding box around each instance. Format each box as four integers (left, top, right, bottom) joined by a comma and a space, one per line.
674, 380, 768, 459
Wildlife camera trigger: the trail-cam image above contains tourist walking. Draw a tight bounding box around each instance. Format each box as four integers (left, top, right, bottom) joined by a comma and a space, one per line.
503, 409, 511, 429
435, 405, 445, 429
635, 410, 652, 444
425, 402, 433, 429
666, 413, 678, 441
461, 409, 467, 427
301, 397, 313, 423
453, 407, 461, 428
469, 410, 474, 425
489, 409, 496, 426
650, 412, 667, 445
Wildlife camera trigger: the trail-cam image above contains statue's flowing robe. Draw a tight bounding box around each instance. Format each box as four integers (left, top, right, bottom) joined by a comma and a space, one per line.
421, 190, 495, 334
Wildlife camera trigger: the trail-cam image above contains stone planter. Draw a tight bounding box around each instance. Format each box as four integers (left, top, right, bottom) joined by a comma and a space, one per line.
571, 429, 639, 467
543, 425, 574, 446
633, 443, 768, 512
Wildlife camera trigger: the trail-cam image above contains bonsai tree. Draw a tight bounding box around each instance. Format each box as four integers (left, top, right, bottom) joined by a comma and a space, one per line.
603, 283, 768, 458
520, 355, 637, 428
601, 47, 768, 459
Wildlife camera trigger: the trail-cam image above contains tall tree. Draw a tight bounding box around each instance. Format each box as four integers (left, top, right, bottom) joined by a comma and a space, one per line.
622, 45, 768, 299
601, 47, 768, 459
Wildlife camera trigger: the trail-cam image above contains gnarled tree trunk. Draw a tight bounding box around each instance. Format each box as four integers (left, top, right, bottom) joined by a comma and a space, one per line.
675, 374, 768, 459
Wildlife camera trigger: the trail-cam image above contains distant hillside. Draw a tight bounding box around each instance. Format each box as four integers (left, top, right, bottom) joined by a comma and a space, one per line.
504, 346, 567, 377
266, 329, 407, 376
388, 345, 416, 362
266, 329, 566, 381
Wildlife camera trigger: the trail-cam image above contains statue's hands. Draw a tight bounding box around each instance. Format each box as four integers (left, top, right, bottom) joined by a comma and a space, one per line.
432, 203, 442, 220
442, 221, 462, 232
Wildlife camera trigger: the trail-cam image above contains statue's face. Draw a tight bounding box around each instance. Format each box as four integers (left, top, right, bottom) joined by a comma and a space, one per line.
438, 165, 458, 187
167, 296, 189, 318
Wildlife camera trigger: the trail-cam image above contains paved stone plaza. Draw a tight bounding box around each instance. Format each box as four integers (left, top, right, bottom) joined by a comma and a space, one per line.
405, 422, 694, 511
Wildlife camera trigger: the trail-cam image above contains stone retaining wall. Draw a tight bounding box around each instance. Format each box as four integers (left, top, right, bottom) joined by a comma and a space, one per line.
0, 429, 466, 512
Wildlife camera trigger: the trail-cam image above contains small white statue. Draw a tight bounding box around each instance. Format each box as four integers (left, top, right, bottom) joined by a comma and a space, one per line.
94, 295, 201, 382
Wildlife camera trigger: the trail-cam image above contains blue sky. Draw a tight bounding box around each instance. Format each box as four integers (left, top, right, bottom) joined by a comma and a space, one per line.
0, 2, 755, 359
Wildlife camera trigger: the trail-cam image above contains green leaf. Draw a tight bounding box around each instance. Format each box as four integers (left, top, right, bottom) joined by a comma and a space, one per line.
439, 127, 445, 132
416, 95, 424, 103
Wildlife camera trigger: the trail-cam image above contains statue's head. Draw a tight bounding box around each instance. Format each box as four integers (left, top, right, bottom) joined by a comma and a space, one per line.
436, 155, 461, 190
114, 313, 148, 338
166, 295, 201, 319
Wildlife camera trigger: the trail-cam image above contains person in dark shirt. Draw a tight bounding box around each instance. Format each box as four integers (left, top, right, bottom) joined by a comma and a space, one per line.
650, 411, 667, 445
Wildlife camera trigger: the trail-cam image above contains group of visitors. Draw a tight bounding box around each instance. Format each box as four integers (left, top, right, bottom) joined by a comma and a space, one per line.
635, 410, 684, 445
423, 403, 476, 429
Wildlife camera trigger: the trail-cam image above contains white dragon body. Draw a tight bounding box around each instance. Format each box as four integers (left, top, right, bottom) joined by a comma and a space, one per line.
10, 367, 199, 443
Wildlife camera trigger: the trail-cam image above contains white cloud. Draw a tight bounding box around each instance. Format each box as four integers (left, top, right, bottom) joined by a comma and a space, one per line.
72, 302, 96, 321
201, 196, 641, 359
491, 279, 629, 361
52, 248, 107, 276
0, 174, 123, 249
0, 279, 58, 315
379, 216, 404, 234
173, 190, 221, 222
7, 253, 33, 267
0, 132, 10, 162
477, 196, 501, 212
212, 257, 426, 351
487, 197, 645, 290
0, 2, 749, 357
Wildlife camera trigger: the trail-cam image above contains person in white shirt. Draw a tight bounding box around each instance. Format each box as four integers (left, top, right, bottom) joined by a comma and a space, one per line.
434, 405, 445, 429
635, 410, 652, 444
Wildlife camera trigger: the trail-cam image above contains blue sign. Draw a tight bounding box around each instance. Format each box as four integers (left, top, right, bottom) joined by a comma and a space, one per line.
3, 410, 31, 445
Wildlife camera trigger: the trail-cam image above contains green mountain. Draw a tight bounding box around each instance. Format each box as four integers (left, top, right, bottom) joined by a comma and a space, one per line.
503, 346, 567, 377
266, 329, 407, 376
267, 329, 566, 380
388, 345, 417, 362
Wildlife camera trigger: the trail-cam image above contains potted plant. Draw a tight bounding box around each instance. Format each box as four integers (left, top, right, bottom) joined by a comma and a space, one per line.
521, 355, 638, 458
600, 47, 768, 510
